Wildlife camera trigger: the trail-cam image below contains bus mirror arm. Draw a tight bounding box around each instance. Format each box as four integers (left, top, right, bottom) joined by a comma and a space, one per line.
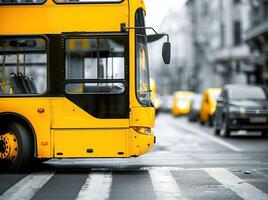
122, 24, 171, 65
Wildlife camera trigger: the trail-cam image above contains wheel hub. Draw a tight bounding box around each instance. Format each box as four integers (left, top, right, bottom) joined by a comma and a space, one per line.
0, 133, 18, 160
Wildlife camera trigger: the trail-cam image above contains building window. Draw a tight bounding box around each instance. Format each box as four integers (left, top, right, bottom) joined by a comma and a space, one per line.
264, 0, 268, 20
233, 21, 242, 46
252, 0, 261, 26
220, 23, 225, 48
233, 0, 241, 4
202, 2, 209, 16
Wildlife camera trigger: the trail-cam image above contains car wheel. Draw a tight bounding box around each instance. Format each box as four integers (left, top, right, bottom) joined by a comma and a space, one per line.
221, 118, 231, 137
188, 116, 192, 122
0, 121, 34, 172
199, 119, 205, 126
261, 131, 267, 137
214, 128, 220, 135
208, 115, 214, 127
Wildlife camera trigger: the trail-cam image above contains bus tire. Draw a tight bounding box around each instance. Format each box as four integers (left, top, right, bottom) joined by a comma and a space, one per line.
0, 121, 34, 172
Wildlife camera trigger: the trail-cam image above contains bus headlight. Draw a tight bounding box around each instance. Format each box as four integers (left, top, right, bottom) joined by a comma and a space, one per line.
132, 127, 151, 135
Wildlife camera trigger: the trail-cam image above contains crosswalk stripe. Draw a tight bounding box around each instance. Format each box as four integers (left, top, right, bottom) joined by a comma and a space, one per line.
149, 169, 188, 200
76, 172, 112, 200
1, 167, 268, 200
0, 172, 54, 200
205, 168, 268, 200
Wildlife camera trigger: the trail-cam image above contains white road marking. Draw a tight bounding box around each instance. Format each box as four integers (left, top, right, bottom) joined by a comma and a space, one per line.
174, 121, 242, 152
149, 169, 188, 200
0, 172, 54, 200
76, 172, 112, 200
203, 160, 263, 164
205, 168, 268, 200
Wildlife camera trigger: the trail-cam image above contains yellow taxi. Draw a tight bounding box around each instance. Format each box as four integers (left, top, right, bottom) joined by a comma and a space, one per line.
172, 91, 194, 116
199, 88, 222, 126
150, 78, 161, 114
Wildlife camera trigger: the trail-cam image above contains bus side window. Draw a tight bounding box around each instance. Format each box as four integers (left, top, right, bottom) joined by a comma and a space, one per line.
0, 37, 47, 95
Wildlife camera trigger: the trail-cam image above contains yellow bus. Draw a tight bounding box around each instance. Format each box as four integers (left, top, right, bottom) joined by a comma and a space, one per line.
150, 78, 160, 114
0, 0, 170, 171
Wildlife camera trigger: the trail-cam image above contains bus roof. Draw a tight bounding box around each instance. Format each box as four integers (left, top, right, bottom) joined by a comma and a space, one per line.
0, 0, 145, 35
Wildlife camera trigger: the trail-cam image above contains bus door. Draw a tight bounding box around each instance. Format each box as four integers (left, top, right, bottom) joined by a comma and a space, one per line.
51, 33, 130, 157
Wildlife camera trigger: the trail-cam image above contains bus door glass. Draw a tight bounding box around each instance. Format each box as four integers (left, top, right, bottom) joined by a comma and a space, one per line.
64, 35, 129, 118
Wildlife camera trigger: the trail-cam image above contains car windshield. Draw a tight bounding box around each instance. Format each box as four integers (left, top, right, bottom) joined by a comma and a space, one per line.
210, 91, 221, 100
229, 86, 267, 100
178, 96, 192, 103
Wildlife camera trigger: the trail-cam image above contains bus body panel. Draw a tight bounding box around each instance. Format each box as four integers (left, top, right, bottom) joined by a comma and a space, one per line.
0, 0, 155, 162
0, 98, 52, 158
130, 107, 155, 128
50, 98, 129, 129
53, 128, 128, 158
0, 2, 129, 34
0, 96, 155, 158
130, 128, 154, 156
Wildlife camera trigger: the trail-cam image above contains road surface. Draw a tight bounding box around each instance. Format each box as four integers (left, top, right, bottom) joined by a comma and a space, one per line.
1, 113, 268, 200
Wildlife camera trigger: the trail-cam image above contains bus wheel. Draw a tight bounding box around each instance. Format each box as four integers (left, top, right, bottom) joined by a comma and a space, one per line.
0, 122, 34, 172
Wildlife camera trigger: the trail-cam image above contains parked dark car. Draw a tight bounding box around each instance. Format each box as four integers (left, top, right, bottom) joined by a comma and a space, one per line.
188, 94, 202, 122
214, 85, 268, 137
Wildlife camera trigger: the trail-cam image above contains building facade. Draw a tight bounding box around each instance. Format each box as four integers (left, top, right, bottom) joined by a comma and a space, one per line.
246, 0, 268, 86
148, 6, 194, 94
187, 0, 252, 92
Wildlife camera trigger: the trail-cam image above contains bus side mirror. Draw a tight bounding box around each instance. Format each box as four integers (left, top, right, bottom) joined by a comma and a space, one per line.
162, 42, 171, 64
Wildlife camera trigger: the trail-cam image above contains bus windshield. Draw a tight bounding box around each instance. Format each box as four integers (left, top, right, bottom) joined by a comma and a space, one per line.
135, 9, 151, 106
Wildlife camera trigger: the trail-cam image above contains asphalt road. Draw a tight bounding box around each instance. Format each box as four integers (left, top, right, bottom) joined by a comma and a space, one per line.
1, 113, 268, 200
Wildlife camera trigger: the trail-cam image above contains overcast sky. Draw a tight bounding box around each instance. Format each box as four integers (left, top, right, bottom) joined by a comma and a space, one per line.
144, 0, 187, 30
